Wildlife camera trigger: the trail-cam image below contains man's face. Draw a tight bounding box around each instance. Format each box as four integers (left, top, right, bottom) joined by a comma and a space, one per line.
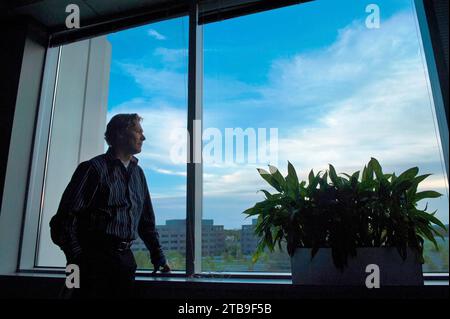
120, 121, 145, 155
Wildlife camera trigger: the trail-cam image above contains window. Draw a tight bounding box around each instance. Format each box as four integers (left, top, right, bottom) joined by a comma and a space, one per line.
32, 17, 189, 271
21, 0, 447, 277
202, 0, 448, 273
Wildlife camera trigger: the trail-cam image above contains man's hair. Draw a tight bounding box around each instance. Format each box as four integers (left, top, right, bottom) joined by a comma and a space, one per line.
104, 113, 143, 147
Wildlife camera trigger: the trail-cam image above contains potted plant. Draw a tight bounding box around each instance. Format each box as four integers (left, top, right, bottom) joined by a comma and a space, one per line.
242, 158, 446, 286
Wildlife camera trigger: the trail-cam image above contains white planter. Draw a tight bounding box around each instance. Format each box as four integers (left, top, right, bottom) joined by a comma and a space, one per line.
291, 247, 423, 286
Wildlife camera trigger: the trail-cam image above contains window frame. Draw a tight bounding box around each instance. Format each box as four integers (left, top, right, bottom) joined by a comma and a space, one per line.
18, 46, 61, 271
16, 0, 448, 282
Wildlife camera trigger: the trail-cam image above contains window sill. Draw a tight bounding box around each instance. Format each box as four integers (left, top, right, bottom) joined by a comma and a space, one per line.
1, 272, 448, 299
6, 269, 450, 286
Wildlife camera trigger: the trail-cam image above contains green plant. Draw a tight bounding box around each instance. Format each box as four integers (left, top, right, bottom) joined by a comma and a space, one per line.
242, 158, 447, 270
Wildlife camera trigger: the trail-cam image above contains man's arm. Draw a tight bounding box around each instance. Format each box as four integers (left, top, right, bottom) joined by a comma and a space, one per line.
49, 161, 99, 264
138, 173, 168, 271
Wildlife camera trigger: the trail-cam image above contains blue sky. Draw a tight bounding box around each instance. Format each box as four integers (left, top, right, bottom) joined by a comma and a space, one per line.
106, 0, 449, 229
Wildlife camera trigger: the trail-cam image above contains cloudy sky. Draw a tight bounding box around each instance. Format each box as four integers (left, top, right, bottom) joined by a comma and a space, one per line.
106, 0, 449, 229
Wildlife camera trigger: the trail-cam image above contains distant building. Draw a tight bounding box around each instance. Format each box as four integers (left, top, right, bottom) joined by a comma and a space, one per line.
132, 219, 225, 256
241, 219, 259, 255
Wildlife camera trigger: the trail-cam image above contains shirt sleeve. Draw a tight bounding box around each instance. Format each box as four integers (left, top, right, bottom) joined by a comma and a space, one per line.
49, 161, 99, 263
138, 170, 166, 267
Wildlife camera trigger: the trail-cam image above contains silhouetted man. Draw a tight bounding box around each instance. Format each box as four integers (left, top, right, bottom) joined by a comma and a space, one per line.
50, 113, 170, 298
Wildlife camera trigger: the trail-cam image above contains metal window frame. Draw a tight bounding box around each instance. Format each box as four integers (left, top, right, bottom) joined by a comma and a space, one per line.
49, 1, 189, 47
414, 0, 449, 177
186, 0, 204, 276
18, 46, 61, 271
48, 1, 312, 47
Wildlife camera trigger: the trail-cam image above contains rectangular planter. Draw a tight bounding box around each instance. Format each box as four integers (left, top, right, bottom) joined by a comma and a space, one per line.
291, 247, 423, 286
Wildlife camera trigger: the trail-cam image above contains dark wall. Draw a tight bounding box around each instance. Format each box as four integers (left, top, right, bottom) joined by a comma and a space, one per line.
0, 20, 28, 211
431, 0, 449, 69
0, 18, 48, 213
425, 0, 449, 124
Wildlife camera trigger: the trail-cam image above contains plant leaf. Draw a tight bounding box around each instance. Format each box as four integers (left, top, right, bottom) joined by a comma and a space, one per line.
258, 189, 272, 200
328, 164, 340, 186
269, 165, 286, 192
257, 168, 283, 192
286, 161, 300, 200
415, 191, 442, 202
397, 167, 419, 182
369, 157, 384, 180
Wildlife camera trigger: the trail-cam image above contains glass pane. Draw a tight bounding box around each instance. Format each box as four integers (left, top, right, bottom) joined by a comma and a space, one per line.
107, 18, 189, 271
202, 0, 448, 273
36, 17, 189, 271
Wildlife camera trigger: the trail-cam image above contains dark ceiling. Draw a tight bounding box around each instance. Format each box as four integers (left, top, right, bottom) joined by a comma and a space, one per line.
1, 0, 309, 45
1, 0, 177, 29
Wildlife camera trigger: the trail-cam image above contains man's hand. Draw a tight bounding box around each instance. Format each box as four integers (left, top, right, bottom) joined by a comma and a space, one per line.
160, 263, 171, 273
152, 263, 171, 275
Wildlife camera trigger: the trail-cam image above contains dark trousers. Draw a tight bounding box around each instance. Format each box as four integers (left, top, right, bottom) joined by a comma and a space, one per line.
72, 246, 137, 299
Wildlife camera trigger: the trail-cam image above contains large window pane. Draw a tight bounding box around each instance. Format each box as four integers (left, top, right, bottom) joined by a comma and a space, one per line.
36, 17, 189, 271
202, 0, 448, 273
106, 17, 189, 271
36, 38, 111, 267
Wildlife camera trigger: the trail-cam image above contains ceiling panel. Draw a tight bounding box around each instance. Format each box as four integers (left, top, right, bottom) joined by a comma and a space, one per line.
83, 0, 168, 16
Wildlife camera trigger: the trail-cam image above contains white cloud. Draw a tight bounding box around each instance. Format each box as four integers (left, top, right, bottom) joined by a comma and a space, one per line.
148, 29, 166, 40
262, 12, 442, 176
204, 76, 261, 103
150, 166, 187, 176
203, 165, 267, 196
273, 68, 439, 173
261, 13, 421, 113
119, 61, 258, 109
154, 47, 187, 67
418, 175, 449, 192
119, 63, 187, 101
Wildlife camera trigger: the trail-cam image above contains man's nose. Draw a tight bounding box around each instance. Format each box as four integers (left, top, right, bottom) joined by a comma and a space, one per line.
141, 134, 146, 141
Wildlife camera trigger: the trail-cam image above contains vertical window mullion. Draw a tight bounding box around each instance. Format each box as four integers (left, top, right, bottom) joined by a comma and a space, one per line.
186, 0, 203, 276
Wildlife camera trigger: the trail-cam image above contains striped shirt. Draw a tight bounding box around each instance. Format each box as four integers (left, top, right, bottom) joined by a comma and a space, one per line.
49, 147, 166, 267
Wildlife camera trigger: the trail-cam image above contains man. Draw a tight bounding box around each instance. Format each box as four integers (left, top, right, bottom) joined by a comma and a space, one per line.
50, 113, 170, 298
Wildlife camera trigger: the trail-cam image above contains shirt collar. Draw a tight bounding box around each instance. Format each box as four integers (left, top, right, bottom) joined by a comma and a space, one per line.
105, 147, 139, 166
